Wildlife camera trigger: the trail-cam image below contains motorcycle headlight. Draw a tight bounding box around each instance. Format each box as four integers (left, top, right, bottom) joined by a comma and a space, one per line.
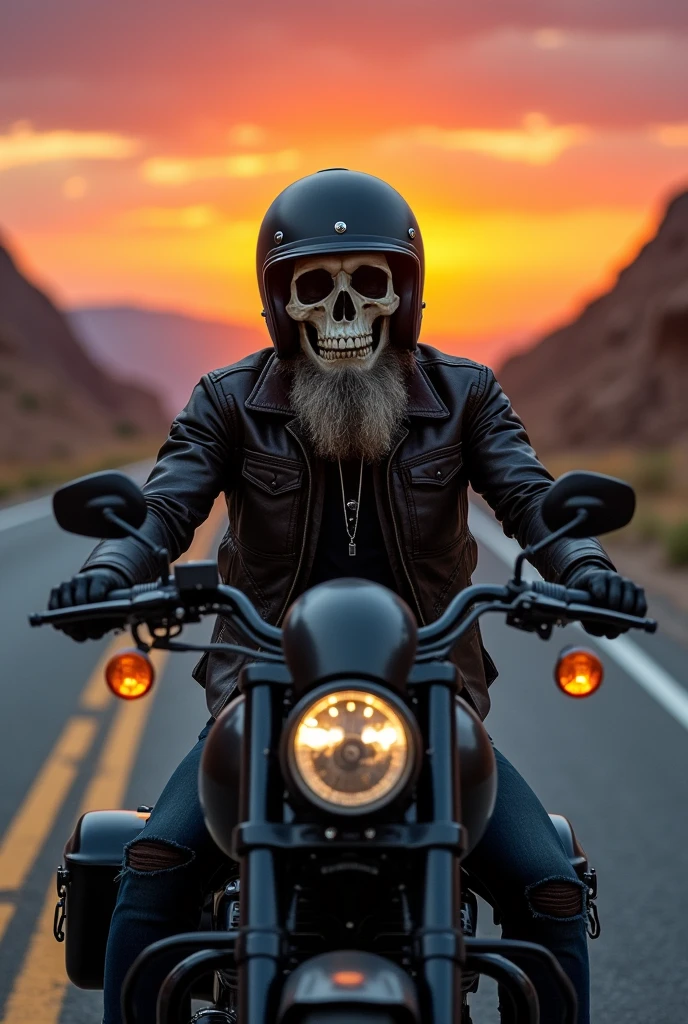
285, 687, 417, 815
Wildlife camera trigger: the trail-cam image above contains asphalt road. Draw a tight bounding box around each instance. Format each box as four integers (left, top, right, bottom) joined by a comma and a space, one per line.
0, 497, 686, 1023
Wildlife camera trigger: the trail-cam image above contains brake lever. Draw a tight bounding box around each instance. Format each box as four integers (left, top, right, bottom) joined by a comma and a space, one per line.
29, 599, 134, 628
565, 601, 657, 634
506, 592, 657, 636
29, 585, 179, 629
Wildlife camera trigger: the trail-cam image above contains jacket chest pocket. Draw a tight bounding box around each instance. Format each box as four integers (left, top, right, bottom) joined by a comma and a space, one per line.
402, 442, 467, 557
236, 452, 304, 556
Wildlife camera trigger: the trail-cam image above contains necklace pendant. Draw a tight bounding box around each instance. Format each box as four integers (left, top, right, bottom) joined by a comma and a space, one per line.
349, 542, 357, 557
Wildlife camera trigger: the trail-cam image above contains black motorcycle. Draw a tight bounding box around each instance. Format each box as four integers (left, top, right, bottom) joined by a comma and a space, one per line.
32, 468, 655, 1024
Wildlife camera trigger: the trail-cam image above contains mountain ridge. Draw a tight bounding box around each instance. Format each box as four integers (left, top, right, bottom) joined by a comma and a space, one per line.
70, 305, 267, 415
498, 189, 688, 452
0, 239, 167, 469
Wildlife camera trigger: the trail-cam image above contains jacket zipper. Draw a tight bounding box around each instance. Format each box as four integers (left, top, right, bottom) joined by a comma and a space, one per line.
387, 432, 426, 625
277, 426, 312, 625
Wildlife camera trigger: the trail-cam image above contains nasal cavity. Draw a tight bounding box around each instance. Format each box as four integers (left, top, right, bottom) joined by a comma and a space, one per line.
332, 290, 356, 322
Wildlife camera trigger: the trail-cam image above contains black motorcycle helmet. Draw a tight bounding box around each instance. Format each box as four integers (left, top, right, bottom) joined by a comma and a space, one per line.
256, 168, 424, 358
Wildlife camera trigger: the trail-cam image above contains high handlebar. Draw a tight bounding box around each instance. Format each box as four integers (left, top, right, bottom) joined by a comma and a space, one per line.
30, 579, 283, 651
29, 574, 657, 656
414, 580, 593, 647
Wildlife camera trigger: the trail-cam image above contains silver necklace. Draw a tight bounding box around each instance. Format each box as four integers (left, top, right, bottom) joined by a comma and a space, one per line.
338, 458, 364, 556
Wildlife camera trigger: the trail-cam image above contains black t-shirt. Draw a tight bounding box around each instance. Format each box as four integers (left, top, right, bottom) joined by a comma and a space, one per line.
308, 459, 398, 592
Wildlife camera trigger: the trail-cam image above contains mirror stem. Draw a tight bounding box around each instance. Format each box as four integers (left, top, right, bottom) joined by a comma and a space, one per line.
512, 508, 589, 585
102, 508, 170, 579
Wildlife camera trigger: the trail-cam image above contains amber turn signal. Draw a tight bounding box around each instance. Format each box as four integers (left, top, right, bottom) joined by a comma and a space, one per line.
555, 647, 603, 698
105, 649, 155, 700
332, 970, 365, 987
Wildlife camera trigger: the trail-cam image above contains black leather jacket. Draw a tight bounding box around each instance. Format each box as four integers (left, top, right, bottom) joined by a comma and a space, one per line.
83, 345, 613, 719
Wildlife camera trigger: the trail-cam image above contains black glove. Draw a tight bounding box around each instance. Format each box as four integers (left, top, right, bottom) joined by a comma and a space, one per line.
48, 568, 128, 642
565, 566, 647, 639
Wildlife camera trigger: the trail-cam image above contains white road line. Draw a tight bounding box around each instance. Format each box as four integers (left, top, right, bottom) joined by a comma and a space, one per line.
0, 460, 153, 533
0, 495, 54, 532
469, 502, 688, 734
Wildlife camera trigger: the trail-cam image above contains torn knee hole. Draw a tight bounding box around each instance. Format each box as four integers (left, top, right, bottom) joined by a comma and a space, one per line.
528, 880, 584, 918
126, 839, 193, 872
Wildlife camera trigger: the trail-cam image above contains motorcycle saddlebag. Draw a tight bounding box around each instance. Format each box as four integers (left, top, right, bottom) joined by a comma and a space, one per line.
59, 809, 149, 989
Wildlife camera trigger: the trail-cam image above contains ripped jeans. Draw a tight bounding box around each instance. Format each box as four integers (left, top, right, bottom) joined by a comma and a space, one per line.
103, 723, 589, 1024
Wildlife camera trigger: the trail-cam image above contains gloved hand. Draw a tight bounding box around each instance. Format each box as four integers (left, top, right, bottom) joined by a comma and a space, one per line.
565, 566, 647, 639
48, 568, 129, 642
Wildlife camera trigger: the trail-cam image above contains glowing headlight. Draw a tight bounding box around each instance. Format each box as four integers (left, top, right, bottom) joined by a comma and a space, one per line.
285, 688, 416, 815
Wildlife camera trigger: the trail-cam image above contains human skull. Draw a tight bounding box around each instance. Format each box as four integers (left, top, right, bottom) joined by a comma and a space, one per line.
286, 252, 400, 369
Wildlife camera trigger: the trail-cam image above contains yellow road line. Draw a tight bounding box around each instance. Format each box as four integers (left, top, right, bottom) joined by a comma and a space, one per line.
0, 502, 223, 897
0, 716, 99, 892
79, 633, 130, 712
2, 506, 223, 1023
0, 902, 16, 943
76, 649, 169, 812
2, 893, 68, 1023
2, 657, 167, 1024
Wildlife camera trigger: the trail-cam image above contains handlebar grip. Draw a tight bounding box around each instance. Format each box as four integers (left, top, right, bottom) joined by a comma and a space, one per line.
530, 583, 658, 634
109, 582, 163, 601
530, 580, 590, 604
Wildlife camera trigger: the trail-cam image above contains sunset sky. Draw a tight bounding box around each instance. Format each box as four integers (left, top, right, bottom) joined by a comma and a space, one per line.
1, 0, 687, 364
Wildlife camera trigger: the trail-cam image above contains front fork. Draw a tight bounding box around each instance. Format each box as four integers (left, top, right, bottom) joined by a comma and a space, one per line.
236, 683, 281, 1024
416, 680, 464, 1021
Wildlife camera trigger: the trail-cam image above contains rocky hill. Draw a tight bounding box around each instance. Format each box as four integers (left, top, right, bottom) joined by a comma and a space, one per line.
498, 190, 688, 452
0, 240, 167, 471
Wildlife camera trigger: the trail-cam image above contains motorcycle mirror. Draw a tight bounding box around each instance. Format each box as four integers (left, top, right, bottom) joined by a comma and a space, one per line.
541, 471, 636, 538
53, 471, 147, 539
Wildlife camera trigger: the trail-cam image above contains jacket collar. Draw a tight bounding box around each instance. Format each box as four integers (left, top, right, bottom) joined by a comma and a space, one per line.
245, 353, 450, 419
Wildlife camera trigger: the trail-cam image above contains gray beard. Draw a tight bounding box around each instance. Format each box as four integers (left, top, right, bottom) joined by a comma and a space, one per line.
287, 347, 413, 462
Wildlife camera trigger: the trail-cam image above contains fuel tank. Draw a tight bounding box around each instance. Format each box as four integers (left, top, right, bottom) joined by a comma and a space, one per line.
199, 695, 245, 859
199, 693, 496, 859
455, 697, 497, 853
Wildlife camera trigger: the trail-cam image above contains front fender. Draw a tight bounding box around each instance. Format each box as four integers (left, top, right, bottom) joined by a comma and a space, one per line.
276, 951, 420, 1023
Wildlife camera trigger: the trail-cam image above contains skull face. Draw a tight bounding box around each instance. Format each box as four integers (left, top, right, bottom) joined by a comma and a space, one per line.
286, 252, 400, 369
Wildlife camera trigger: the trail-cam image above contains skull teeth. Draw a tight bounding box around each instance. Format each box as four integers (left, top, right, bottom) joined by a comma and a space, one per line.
317, 335, 374, 360
319, 346, 373, 361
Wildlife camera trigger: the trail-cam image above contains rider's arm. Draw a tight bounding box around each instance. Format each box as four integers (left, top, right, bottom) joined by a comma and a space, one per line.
81, 373, 235, 584
463, 366, 615, 584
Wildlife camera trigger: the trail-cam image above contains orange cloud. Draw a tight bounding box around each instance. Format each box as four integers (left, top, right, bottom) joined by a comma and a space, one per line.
119, 205, 220, 230
394, 114, 592, 166
141, 149, 300, 185
532, 28, 568, 50
228, 124, 267, 147
0, 121, 139, 172
652, 123, 688, 147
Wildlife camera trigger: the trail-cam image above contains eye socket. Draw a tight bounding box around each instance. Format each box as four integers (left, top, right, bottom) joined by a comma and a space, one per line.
351, 265, 389, 300
295, 269, 334, 304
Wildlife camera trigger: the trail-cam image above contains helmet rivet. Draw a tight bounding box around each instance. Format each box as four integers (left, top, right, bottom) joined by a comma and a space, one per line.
334, 221, 347, 234
274, 231, 284, 244
408, 227, 416, 239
